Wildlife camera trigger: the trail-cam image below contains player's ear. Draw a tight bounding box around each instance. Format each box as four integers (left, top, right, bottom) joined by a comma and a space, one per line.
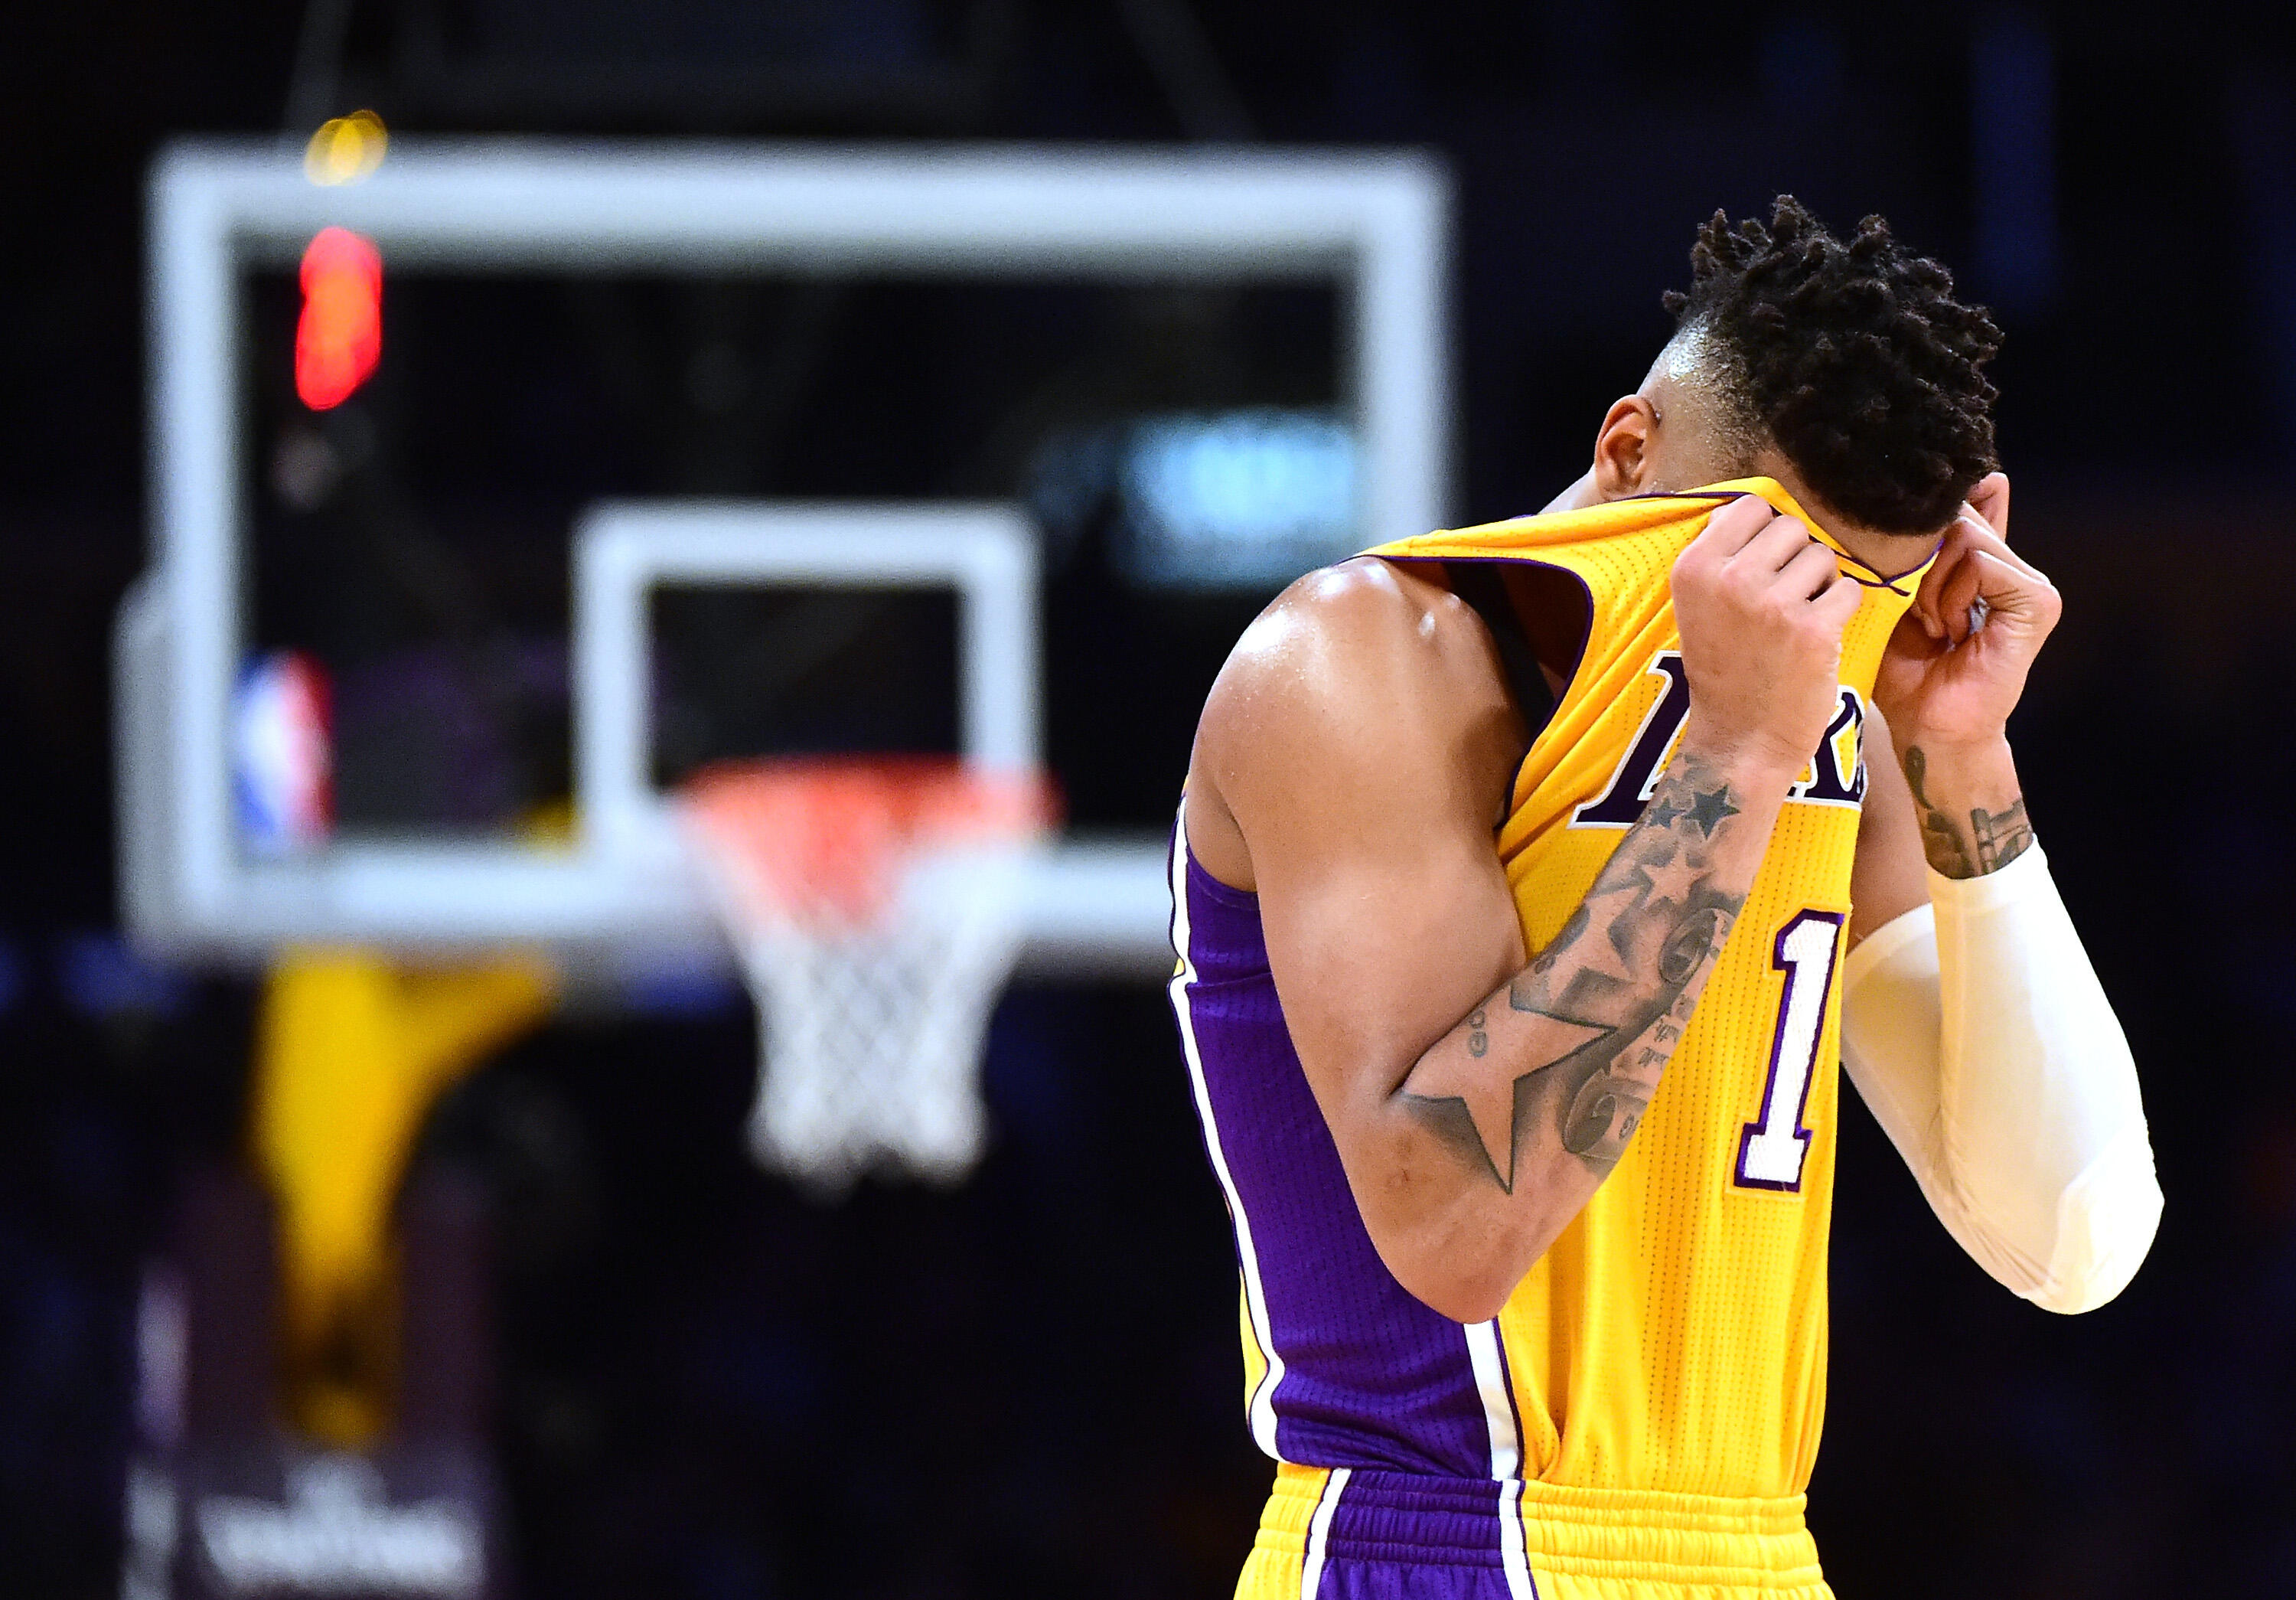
1592, 395, 1659, 499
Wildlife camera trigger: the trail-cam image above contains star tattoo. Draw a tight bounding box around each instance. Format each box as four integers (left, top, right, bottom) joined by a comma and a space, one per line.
1566, 880, 1649, 982
1683, 785, 1740, 838
1636, 846, 1704, 909
1405, 1010, 1614, 1190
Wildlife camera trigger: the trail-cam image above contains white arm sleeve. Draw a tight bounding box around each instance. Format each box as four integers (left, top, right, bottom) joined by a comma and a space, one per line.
1839, 843, 2161, 1314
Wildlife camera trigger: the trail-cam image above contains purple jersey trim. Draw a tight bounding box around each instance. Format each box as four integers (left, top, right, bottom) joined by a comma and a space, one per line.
1170, 824, 1504, 1478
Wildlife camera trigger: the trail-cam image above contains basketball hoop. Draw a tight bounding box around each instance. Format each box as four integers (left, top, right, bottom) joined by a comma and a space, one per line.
680, 757, 1058, 1195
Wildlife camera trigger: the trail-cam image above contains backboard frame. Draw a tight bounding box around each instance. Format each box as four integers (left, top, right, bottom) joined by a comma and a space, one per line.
575, 500, 1039, 876
123, 139, 1453, 972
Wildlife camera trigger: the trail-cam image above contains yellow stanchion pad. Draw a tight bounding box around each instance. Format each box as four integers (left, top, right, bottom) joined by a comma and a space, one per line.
253, 949, 555, 1443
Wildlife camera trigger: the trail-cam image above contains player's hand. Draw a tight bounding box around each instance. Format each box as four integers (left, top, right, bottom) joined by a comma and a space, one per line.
1669, 495, 1864, 778
1871, 473, 2060, 751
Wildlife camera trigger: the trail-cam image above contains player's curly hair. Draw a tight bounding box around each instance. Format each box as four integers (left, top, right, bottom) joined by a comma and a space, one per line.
1663, 196, 2003, 534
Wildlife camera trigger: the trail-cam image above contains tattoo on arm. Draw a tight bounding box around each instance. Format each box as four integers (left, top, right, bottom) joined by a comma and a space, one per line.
1971, 798, 2033, 871
1397, 758, 1748, 1191
1903, 746, 2034, 879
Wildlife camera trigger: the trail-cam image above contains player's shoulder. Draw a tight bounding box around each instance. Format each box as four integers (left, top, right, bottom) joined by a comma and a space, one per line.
1222, 555, 1497, 696
1198, 556, 1507, 762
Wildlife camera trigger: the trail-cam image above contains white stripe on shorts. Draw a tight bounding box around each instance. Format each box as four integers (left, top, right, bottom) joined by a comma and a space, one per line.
1299, 1466, 1350, 1600
1497, 1476, 1538, 1599
1464, 1319, 1521, 1480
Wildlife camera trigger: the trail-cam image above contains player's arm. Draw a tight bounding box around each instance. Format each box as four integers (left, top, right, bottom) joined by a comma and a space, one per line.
1844, 475, 2161, 1313
1195, 501, 1858, 1324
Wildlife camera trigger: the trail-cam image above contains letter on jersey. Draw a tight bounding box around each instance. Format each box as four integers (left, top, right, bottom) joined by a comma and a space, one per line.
1572, 654, 1693, 827
1573, 652, 1866, 828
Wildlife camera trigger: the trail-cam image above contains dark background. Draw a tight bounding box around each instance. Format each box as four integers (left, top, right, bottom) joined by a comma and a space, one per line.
6, 1, 2296, 1595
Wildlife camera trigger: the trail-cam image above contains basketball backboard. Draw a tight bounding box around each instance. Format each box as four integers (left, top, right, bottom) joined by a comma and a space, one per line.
117, 139, 1453, 978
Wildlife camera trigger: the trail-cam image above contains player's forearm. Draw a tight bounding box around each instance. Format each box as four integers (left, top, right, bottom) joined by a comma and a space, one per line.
1857, 730, 2158, 1311
1378, 742, 1793, 1320
1890, 730, 2033, 880
1844, 841, 2159, 1312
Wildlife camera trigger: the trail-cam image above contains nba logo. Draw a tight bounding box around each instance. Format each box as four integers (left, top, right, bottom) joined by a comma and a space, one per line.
233, 651, 332, 857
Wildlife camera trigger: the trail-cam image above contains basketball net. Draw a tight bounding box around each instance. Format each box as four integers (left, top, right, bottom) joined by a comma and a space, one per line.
680, 758, 1057, 1194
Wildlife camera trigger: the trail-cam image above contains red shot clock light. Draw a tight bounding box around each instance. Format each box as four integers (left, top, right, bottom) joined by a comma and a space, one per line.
294, 227, 383, 410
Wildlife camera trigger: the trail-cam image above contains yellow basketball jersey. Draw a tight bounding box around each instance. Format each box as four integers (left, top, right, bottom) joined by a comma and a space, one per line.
1368, 477, 1932, 1500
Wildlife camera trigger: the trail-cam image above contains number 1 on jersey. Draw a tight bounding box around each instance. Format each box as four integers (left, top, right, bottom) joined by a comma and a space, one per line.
1733, 909, 1845, 1191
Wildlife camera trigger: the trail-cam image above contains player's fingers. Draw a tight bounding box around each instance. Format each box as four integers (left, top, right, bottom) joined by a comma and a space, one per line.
1729, 512, 1819, 576
1966, 472, 2011, 540
1779, 537, 1843, 600
1811, 568, 1865, 632
1911, 518, 1982, 639
1684, 495, 1778, 563
1932, 549, 1985, 643
1950, 507, 2049, 583
1927, 514, 2046, 644
1962, 547, 2062, 631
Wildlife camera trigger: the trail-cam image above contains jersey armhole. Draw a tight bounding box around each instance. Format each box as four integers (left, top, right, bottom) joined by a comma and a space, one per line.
1441, 560, 1590, 824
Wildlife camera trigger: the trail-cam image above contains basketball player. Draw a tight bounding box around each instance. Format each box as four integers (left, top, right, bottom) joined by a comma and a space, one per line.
1168, 198, 2160, 1599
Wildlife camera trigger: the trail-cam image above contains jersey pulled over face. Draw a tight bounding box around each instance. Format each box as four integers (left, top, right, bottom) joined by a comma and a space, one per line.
1171, 479, 1932, 1501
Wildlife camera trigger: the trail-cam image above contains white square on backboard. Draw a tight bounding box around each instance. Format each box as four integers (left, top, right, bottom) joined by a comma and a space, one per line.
574, 500, 1039, 863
